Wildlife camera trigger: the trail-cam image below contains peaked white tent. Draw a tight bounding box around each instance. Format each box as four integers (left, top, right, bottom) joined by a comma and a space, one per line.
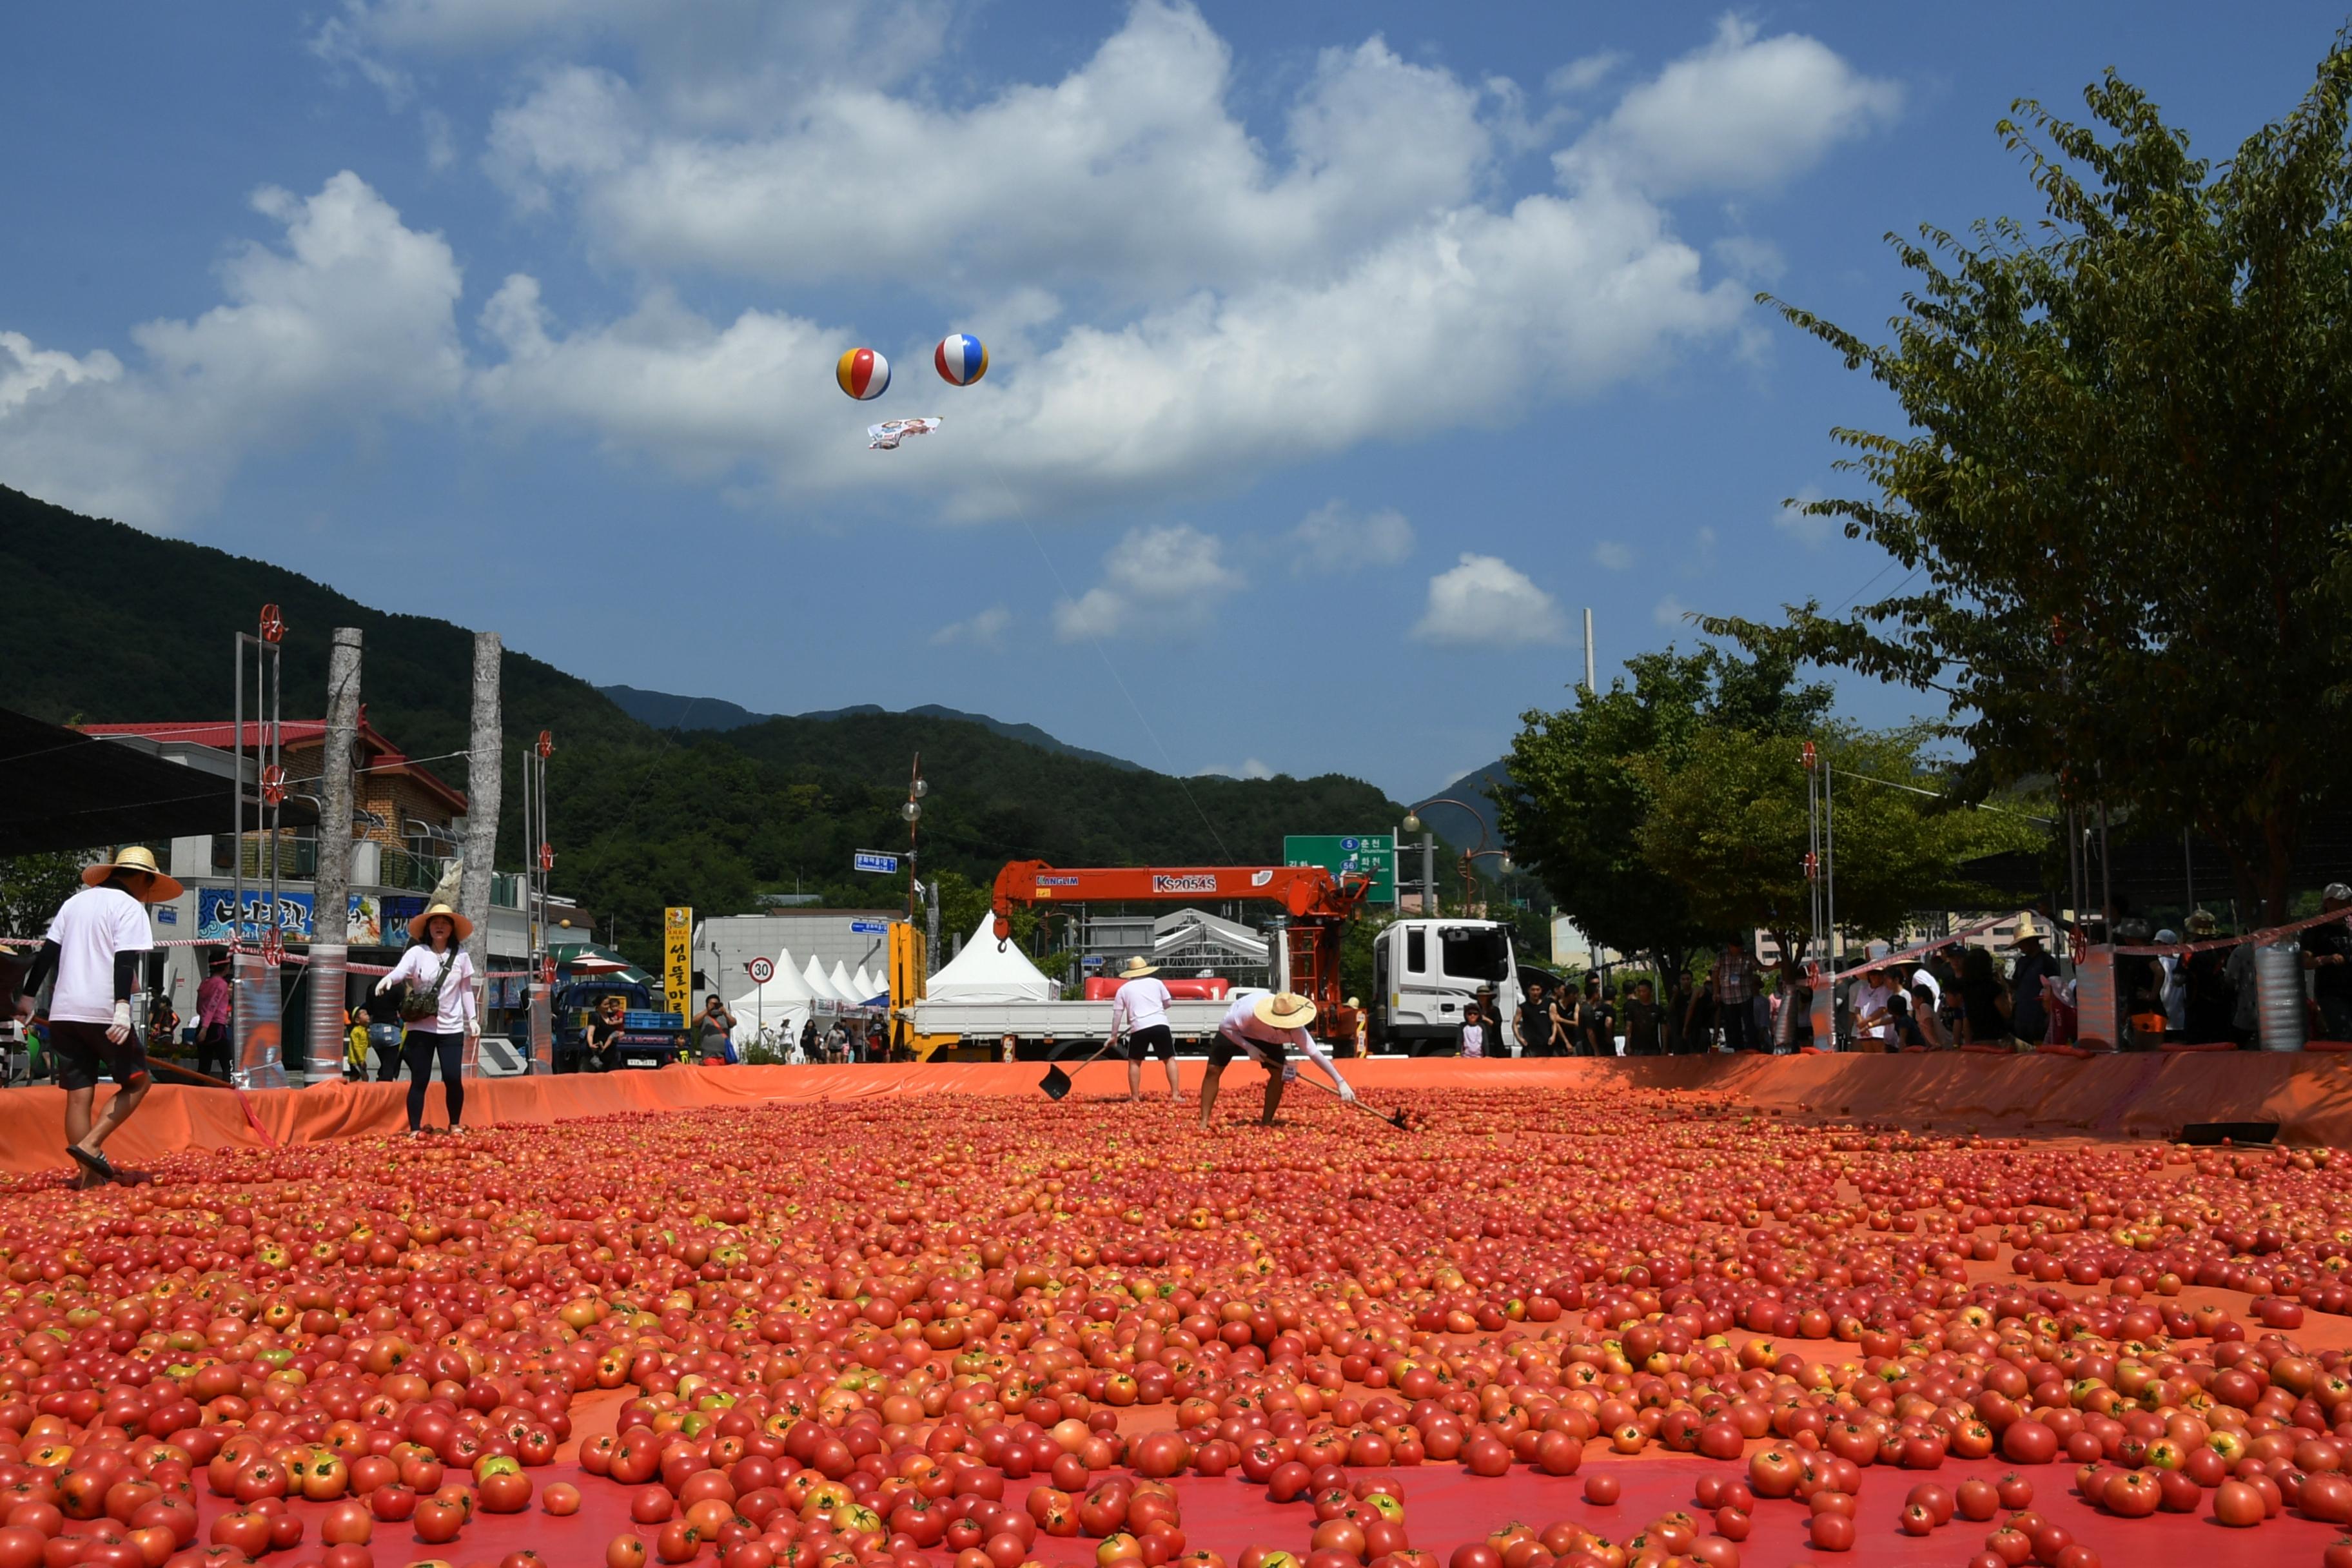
927, 908, 1055, 1003
727, 948, 816, 1048
829, 960, 860, 1008
852, 965, 883, 1004
803, 954, 845, 1006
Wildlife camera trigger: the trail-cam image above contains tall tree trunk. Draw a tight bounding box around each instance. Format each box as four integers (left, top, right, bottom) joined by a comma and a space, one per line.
458, 632, 503, 1035
309, 627, 362, 1082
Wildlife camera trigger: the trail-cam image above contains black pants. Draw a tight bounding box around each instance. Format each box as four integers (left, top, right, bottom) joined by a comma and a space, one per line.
196, 1026, 233, 1082
400, 1030, 464, 1129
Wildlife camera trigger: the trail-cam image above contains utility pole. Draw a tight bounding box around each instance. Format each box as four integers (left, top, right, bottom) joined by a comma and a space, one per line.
1583, 608, 1596, 695
458, 631, 502, 1077
308, 627, 362, 1084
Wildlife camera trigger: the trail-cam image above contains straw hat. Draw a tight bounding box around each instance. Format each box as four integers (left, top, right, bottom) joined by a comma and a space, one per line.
1346, 996, 1361, 1010
407, 902, 474, 942
1253, 992, 1317, 1030
81, 845, 183, 902
1116, 956, 1160, 979
2010, 913, 2047, 945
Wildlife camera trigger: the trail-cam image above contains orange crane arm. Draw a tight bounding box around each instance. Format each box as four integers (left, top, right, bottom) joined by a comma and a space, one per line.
990, 860, 1367, 939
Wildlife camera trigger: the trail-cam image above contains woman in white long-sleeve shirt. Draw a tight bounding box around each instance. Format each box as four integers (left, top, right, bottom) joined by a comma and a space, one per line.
374, 903, 478, 1132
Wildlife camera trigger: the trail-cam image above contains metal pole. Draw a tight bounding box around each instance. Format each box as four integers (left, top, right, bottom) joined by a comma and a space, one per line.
1422, 832, 1436, 916
2184, 828, 2196, 916
925, 880, 940, 981
1583, 608, 1596, 695
232, 631, 244, 959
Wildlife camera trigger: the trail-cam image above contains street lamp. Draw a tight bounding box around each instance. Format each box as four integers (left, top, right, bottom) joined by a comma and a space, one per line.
1400, 798, 1509, 914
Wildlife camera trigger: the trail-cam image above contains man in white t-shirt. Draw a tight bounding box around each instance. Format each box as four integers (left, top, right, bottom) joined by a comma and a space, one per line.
1199, 990, 1354, 1130
13, 847, 179, 1186
1847, 965, 1900, 1052
1108, 956, 1181, 1104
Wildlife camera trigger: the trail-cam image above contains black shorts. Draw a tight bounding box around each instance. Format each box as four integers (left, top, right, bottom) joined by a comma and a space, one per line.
1124, 1024, 1174, 1062
1208, 1032, 1284, 1070
50, 1019, 150, 1093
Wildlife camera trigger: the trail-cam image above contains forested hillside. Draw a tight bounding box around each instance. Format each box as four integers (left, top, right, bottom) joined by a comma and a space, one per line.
1, 487, 1408, 965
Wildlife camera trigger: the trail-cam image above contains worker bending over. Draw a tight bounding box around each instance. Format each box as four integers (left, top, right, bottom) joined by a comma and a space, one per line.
1199, 990, 1355, 1130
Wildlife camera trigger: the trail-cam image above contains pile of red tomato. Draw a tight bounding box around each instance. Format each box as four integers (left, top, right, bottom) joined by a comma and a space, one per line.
0, 1088, 2347, 1567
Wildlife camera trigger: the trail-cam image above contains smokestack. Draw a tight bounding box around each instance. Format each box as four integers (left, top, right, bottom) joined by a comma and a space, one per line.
1583, 607, 1596, 694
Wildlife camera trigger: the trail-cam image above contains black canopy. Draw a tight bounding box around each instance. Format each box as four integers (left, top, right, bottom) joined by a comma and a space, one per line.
0, 705, 315, 858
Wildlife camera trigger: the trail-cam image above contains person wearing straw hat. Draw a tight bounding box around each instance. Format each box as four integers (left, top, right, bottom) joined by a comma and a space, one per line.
1198, 989, 1354, 1131
11, 846, 181, 1187
373, 903, 478, 1133
1109, 955, 1180, 1104
2006, 913, 2062, 1048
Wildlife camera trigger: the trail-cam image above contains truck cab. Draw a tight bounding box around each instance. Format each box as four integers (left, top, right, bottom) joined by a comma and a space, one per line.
1371, 919, 1522, 1054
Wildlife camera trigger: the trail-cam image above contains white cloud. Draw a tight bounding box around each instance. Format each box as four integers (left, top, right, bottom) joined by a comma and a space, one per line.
1558, 14, 1899, 195
1710, 233, 1785, 282
487, 5, 1494, 299
1592, 540, 1633, 570
320, 0, 950, 127
1774, 486, 1838, 548
0, 173, 464, 527
0, 333, 121, 416
1054, 524, 1239, 642
930, 606, 1010, 647
1198, 758, 1276, 781
1287, 500, 1414, 574
1412, 553, 1567, 647
1547, 52, 1625, 96
1654, 593, 1694, 628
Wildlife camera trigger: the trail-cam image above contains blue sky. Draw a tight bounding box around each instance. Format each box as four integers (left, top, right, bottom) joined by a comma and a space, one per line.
3, 3, 2341, 799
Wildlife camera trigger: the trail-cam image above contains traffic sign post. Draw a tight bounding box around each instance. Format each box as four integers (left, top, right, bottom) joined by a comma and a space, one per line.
853, 850, 899, 874
746, 957, 775, 985
1282, 834, 1398, 903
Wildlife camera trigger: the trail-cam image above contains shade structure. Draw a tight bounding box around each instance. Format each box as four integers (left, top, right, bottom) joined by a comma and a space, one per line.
727, 948, 816, 1048
802, 954, 846, 1006
926, 908, 1055, 1002
852, 965, 880, 1003
829, 959, 861, 1009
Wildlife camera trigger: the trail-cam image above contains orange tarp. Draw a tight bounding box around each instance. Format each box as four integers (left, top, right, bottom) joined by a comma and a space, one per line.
6, 1052, 2351, 1177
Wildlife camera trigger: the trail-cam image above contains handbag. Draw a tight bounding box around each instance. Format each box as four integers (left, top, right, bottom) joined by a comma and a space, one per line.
398, 952, 455, 1023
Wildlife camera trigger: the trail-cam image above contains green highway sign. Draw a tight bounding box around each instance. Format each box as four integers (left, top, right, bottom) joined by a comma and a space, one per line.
1283, 834, 1396, 903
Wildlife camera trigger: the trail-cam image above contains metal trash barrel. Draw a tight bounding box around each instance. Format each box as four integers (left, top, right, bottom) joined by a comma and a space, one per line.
2255, 941, 2306, 1052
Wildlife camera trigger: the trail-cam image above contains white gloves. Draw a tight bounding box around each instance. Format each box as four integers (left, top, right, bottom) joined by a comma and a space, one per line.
1337, 1081, 1358, 1104
106, 1001, 132, 1045
373, 977, 392, 995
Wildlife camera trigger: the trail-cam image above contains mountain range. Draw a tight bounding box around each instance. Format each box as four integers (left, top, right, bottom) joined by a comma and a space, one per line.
0, 484, 1427, 961
601, 685, 1144, 771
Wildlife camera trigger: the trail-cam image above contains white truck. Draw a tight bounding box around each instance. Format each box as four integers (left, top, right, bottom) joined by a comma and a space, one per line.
1369, 917, 1525, 1054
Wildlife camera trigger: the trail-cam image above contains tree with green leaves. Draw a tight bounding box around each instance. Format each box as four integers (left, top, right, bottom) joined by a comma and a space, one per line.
1634, 726, 2043, 959
1498, 646, 1830, 970
0, 852, 88, 939
1705, 39, 2352, 921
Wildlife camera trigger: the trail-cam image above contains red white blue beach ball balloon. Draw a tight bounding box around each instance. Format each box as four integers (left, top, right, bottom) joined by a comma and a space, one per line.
836, 347, 890, 400
934, 334, 988, 386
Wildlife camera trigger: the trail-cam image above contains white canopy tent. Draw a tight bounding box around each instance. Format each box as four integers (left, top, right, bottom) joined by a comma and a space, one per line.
852, 965, 883, 1004
727, 948, 816, 1049
803, 954, 846, 1006
829, 960, 861, 1009
927, 908, 1056, 1002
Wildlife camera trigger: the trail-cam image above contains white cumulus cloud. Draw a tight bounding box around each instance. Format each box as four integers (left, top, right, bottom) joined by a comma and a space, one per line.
1286, 500, 1414, 575
0, 172, 464, 528
1413, 553, 1567, 647
1197, 758, 1275, 781
930, 606, 1010, 648
1593, 540, 1633, 570
1558, 14, 1900, 195
1054, 524, 1239, 642
1774, 485, 1838, 548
